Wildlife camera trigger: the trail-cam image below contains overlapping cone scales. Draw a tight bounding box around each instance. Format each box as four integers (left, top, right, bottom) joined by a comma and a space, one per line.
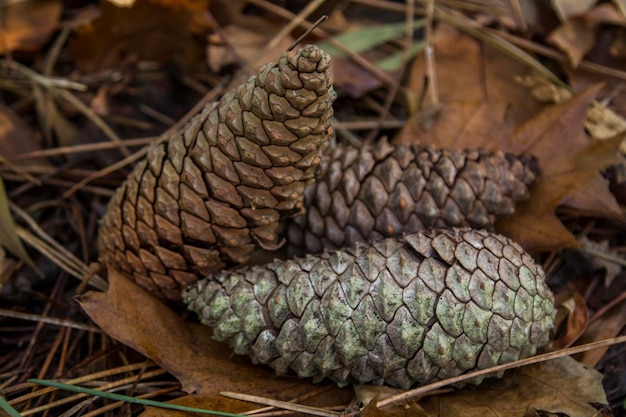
287, 142, 539, 254
183, 228, 555, 388
97, 45, 336, 300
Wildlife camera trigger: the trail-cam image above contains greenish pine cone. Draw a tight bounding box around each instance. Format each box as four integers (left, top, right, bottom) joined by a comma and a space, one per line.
97, 45, 336, 300
286, 141, 540, 254
183, 228, 555, 388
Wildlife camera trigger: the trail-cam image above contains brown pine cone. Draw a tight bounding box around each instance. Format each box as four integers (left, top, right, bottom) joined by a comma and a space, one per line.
286, 141, 539, 254
97, 45, 336, 300
183, 228, 555, 388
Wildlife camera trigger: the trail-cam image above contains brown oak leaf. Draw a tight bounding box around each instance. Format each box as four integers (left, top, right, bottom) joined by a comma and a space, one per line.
77, 268, 352, 405
495, 84, 624, 251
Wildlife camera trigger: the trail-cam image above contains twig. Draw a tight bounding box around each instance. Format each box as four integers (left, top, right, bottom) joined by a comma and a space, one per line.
221, 392, 340, 417
21, 370, 167, 416
0, 60, 87, 91
0, 309, 100, 332
423, 0, 438, 107
575, 247, 626, 268
589, 290, 626, 323
43, 27, 72, 77
433, 5, 568, 89
288, 15, 329, 52
267, 0, 327, 51
61, 84, 224, 198
14, 136, 158, 159
365, 0, 416, 142
376, 335, 626, 408
492, 29, 626, 82
52, 88, 131, 157
248, 0, 403, 92
9, 202, 107, 289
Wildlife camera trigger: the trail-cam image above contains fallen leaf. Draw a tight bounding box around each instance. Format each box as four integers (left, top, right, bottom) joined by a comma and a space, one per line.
575, 298, 626, 367
403, 23, 540, 127
206, 25, 293, 76
0, 103, 47, 163
77, 269, 352, 405
548, 3, 626, 67
579, 236, 623, 287
548, 17, 596, 67
561, 174, 625, 222
330, 57, 385, 99
395, 101, 512, 149
552, 0, 596, 21
399, 79, 624, 251
139, 394, 252, 417
355, 386, 430, 417
70, 0, 211, 73
553, 288, 589, 349
496, 85, 624, 251
0, 0, 62, 53
414, 356, 607, 417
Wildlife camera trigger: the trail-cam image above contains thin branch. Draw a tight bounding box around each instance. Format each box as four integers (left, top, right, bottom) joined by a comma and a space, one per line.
376, 335, 626, 408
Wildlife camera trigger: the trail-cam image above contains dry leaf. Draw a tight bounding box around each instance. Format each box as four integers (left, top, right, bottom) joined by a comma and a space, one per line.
206, 25, 293, 75
415, 356, 607, 417
139, 394, 252, 417
548, 3, 626, 67
0, 103, 46, 163
395, 101, 512, 149
70, 0, 211, 73
578, 236, 623, 287
552, 0, 597, 21
496, 85, 624, 251
0, 0, 62, 53
330, 57, 384, 99
400, 80, 623, 251
404, 23, 539, 127
553, 289, 589, 349
77, 269, 352, 403
548, 17, 596, 67
560, 174, 625, 222
575, 298, 626, 367
355, 386, 430, 417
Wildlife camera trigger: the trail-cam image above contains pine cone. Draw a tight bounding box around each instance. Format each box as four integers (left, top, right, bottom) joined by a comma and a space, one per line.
183, 228, 555, 389
97, 45, 336, 300
286, 141, 540, 254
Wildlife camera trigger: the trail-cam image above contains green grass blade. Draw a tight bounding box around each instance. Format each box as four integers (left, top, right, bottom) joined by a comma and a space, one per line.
319, 19, 426, 57
375, 40, 427, 71
0, 395, 23, 417
27, 379, 247, 417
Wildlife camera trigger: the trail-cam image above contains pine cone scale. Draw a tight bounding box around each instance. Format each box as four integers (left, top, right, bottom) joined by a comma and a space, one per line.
184, 229, 555, 388
98, 45, 336, 299
286, 142, 540, 254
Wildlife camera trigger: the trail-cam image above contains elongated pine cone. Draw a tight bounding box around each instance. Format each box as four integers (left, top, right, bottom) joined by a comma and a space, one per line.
286, 141, 539, 254
97, 45, 336, 300
183, 228, 555, 388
